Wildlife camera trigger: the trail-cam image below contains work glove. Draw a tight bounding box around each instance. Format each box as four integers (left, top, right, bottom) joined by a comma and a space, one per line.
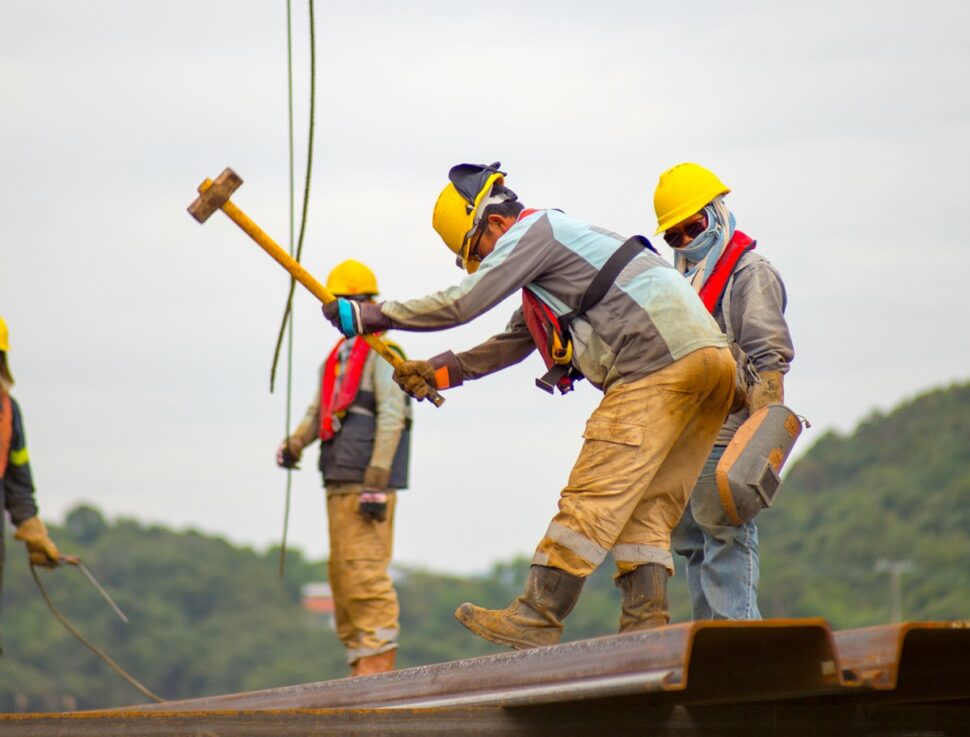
392, 360, 437, 401
14, 516, 60, 568
322, 299, 390, 338
276, 437, 303, 469
359, 466, 390, 523
747, 370, 785, 413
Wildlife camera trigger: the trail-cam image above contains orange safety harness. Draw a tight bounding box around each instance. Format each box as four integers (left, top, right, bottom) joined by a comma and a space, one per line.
0, 393, 12, 478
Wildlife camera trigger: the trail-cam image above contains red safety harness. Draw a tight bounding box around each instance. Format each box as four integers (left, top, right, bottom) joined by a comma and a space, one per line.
0, 393, 12, 478
697, 230, 756, 314
318, 338, 373, 441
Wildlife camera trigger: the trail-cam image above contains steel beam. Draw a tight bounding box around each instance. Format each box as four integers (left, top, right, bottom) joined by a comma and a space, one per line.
121, 619, 845, 712
5, 703, 970, 737
835, 621, 970, 702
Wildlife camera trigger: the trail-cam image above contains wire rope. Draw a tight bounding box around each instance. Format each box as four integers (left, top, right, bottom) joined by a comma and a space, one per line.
273, 0, 316, 577
271, 0, 316, 394
31, 565, 164, 704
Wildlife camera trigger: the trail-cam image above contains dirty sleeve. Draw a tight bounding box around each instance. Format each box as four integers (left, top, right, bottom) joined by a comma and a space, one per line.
4, 398, 39, 525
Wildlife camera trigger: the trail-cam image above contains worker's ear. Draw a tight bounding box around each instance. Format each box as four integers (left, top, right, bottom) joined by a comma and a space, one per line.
487, 213, 515, 234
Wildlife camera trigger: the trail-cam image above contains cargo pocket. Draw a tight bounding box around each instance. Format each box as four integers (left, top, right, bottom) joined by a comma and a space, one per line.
583, 420, 645, 447
571, 420, 646, 485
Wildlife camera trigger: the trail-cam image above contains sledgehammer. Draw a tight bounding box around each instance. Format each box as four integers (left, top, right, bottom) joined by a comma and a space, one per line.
187, 167, 445, 407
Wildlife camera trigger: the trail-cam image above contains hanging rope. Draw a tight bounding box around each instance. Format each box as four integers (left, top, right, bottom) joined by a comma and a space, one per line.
31, 565, 165, 704
273, 0, 317, 577
271, 0, 316, 394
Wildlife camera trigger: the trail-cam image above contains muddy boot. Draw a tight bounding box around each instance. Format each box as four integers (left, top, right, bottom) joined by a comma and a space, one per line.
351, 648, 396, 677
617, 563, 670, 633
455, 565, 584, 650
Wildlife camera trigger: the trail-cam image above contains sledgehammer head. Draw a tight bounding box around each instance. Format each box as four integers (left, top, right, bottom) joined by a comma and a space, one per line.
187, 168, 244, 223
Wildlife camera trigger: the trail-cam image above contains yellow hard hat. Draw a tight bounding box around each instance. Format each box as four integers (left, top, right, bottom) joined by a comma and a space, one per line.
432, 162, 510, 274
0, 316, 8, 353
326, 260, 378, 297
653, 163, 730, 234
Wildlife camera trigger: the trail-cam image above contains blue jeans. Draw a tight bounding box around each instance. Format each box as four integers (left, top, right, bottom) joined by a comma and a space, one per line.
671, 444, 761, 620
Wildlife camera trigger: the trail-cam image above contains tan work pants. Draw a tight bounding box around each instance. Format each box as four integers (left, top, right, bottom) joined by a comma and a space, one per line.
326, 490, 399, 665
533, 346, 736, 578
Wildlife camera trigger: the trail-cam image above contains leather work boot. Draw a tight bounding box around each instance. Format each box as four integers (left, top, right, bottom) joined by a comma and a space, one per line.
455, 565, 585, 649
351, 648, 396, 677
617, 563, 670, 633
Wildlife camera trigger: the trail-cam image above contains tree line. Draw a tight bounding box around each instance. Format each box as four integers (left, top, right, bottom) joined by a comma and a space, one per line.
0, 381, 966, 711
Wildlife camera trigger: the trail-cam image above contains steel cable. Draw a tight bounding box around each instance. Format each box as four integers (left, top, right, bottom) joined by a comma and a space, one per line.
30, 565, 165, 704
272, 0, 316, 577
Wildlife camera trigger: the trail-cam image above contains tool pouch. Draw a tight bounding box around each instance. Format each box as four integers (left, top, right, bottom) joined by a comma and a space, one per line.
715, 404, 807, 525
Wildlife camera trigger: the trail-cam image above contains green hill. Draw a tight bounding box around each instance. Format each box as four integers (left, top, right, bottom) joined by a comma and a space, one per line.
0, 381, 966, 711
757, 380, 970, 624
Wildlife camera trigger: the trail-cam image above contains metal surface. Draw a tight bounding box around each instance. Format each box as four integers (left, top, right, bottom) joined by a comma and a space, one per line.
122, 619, 847, 712
835, 621, 970, 702
3, 703, 969, 737
7, 619, 968, 736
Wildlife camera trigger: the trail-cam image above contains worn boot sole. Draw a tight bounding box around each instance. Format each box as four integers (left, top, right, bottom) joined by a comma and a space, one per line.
454, 604, 549, 650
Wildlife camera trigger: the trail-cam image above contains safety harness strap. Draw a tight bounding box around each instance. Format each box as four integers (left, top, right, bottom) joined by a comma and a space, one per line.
560, 235, 657, 329
697, 230, 755, 314
534, 235, 655, 394
0, 393, 12, 479
319, 337, 373, 441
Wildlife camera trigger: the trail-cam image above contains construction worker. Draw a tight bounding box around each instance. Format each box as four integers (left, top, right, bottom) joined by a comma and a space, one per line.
0, 316, 61, 653
276, 261, 411, 675
322, 162, 736, 649
655, 163, 794, 620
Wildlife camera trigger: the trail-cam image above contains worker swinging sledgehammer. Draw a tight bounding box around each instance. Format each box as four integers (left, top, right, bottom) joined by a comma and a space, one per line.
277, 260, 412, 676
0, 316, 62, 654
320, 161, 737, 649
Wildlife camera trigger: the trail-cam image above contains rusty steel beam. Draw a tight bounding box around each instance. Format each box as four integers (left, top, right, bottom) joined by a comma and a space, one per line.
834, 621, 970, 702
120, 619, 846, 712
4, 703, 970, 737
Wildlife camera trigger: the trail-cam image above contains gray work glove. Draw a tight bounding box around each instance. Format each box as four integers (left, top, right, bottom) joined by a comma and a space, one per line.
359, 466, 390, 523
392, 360, 437, 401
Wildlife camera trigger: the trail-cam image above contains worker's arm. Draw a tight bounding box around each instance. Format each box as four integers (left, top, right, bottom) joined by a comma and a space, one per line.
375, 214, 554, 333
729, 256, 794, 410
427, 308, 537, 388
392, 309, 536, 399
4, 397, 38, 524
368, 348, 408, 470
357, 346, 408, 521
277, 363, 323, 468
6, 398, 59, 566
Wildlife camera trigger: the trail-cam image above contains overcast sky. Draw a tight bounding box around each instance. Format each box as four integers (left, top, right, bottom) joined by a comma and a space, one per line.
1, 0, 967, 575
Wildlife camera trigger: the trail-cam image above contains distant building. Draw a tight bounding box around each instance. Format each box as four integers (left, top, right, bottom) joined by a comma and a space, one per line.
301, 582, 336, 629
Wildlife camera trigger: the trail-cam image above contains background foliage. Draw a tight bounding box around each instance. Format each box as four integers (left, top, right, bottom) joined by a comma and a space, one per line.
1, 381, 966, 711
